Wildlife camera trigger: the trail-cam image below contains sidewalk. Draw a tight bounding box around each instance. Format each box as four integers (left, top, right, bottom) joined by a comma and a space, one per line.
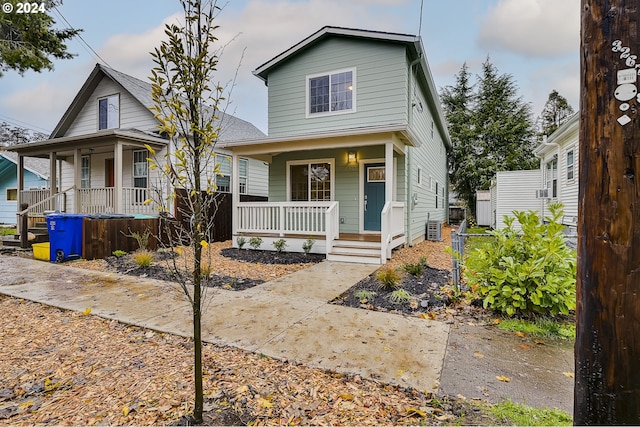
0, 256, 573, 412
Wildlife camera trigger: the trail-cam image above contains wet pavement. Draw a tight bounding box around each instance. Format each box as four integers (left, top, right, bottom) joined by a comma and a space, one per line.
0, 256, 573, 413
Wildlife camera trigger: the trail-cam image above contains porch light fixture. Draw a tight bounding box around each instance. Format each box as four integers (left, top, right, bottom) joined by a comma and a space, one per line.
348, 151, 357, 164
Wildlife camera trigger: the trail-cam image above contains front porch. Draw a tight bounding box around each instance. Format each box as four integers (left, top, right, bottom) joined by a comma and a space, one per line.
233, 201, 405, 264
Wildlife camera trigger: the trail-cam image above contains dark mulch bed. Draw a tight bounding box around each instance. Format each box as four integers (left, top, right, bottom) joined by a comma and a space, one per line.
220, 248, 325, 264
331, 266, 455, 316
103, 249, 324, 291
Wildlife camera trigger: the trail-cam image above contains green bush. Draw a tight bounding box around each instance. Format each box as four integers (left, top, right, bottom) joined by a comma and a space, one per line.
402, 262, 423, 276
248, 237, 263, 250
112, 250, 127, 258
302, 238, 315, 255
133, 250, 153, 267
236, 236, 247, 249
465, 202, 576, 317
272, 238, 287, 252
388, 289, 413, 305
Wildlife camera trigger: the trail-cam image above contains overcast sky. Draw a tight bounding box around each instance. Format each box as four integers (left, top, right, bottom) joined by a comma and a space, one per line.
0, 0, 579, 136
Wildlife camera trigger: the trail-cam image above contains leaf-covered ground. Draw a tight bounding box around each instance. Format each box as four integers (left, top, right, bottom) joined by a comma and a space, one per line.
0, 296, 499, 426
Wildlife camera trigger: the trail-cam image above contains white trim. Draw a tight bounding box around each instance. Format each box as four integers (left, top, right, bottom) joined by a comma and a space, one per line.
305, 67, 356, 118
285, 158, 335, 202
97, 93, 120, 130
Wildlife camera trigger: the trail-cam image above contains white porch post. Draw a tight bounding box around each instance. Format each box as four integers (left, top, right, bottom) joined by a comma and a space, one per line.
49, 152, 57, 197
74, 149, 81, 213
114, 141, 123, 213
231, 153, 239, 237
385, 142, 393, 202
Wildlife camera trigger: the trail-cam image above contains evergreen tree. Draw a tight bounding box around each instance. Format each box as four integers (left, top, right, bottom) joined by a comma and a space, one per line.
536, 89, 575, 137
441, 58, 537, 214
0, 0, 80, 76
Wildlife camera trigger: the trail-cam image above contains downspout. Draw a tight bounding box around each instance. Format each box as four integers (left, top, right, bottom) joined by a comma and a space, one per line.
406, 53, 422, 246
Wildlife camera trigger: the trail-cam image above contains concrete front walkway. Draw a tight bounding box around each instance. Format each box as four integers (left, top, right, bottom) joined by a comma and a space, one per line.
0, 257, 449, 393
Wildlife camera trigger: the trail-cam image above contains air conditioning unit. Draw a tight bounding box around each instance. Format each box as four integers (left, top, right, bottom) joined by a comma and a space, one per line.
426, 220, 442, 241
536, 189, 550, 199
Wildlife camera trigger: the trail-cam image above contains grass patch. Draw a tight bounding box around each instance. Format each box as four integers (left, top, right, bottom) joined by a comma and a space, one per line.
484, 400, 572, 426
0, 226, 16, 236
497, 317, 575, 340
467, 226, 489, 234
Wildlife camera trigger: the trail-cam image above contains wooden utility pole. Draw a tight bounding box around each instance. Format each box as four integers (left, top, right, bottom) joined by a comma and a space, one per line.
576, 1, 640, 424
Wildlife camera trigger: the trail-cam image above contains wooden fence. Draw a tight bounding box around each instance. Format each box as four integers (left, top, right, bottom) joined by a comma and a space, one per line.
82, 217, 160, 260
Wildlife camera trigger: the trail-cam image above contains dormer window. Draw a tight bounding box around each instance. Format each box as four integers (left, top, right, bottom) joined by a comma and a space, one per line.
98, 94, 119, 130
307, 68, 355, 117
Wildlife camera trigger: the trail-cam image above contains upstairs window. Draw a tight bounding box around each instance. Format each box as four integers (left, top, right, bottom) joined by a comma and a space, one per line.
307, 69, 354, 116
98, 94, 119, 130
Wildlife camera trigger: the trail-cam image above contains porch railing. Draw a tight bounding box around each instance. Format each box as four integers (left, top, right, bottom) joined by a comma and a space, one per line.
380, 201, 405, 262
20, 188, 68, 215
236, 201, 336, 236
77, 187, 157, 215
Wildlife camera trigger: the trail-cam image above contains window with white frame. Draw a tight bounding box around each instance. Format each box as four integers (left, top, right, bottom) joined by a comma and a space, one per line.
566, 149, 575, 181
289, 160, 333, 201
546, 156, 558, 198
239, 158, 248, 194
216, 155, 231, 193
307, 69, 354, 116
98, 94, 119, 130
81, 156, 90, 189
133, 150, 148, 188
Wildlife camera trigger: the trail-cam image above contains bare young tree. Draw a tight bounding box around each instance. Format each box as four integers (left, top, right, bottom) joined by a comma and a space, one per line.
146, 0, 231, 422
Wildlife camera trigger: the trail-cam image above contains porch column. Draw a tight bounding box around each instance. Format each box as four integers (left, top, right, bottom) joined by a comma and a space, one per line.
114, 141, 123, 213
49, 152, 57, 198
73, 149, 81, 213
231, 153, 239, 237
385, 142, 393, 202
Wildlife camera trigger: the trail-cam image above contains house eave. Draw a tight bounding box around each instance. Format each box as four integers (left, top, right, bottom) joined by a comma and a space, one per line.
7, 130, 168, 158
534, 113, 580, 156
220, 124, 417, 155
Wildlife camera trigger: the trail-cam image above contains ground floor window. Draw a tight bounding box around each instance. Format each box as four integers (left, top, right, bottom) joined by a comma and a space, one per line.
289, 160, 333, 201
6, 188, 17, 201
81, 156, 90, 189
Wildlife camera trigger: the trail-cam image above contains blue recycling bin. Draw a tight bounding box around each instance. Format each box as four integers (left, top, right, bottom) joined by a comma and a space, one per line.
46, 214, 88, 262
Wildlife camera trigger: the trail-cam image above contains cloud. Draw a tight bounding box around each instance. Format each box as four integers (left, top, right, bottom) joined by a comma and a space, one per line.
478, 0, 579, 57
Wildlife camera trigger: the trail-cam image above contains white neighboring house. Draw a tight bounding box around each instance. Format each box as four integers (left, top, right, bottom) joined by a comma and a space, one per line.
489, 170, 541, 230
489, 113, 579, 231
534, 113, 579, 233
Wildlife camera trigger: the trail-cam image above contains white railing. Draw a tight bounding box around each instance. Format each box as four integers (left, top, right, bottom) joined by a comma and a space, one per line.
77, 187, 157, 216
325, 202, 340, 255
237, 201, 337, 236
20, 189, 67, 215
78, 187, 115, 214
381, 201, 405, 262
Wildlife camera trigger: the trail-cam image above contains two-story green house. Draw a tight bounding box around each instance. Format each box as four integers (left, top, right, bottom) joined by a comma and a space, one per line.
222, 26, 451, 264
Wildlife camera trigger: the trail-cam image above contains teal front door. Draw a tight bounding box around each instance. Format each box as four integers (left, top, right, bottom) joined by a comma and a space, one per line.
364, 163, 385, 231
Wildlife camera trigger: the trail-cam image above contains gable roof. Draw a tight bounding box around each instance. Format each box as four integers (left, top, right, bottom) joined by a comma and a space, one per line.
252, 26, 451, 149
51, 64, 266, 142
0, 150, 49, 179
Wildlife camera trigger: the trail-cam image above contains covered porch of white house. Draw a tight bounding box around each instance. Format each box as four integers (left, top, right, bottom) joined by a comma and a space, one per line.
10, 130, 168, 221
224, 128, 412, 264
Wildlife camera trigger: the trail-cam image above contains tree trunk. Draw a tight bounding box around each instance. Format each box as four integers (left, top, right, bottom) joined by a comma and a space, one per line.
576, 1, 640, 424
192, 286, 203, 423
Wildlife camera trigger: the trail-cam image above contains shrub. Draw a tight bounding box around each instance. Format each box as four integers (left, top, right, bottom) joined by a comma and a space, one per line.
249, 237, 263, 250
126, 228, 151, 250
302, 238, 315, 255
403, 262, 423, 276
354, 289, 375, 303
388, 289, 413, 305
236, 236, 247, 249
133, 250, 153, 267
112, 250, 127, 258
465, 202, 576, 317
375, 268, 401, 291
272, 238, 287, 253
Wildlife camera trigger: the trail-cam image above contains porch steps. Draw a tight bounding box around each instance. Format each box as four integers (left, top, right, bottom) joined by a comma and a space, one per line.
1, 224, 49, 248
327, 239, 382, 265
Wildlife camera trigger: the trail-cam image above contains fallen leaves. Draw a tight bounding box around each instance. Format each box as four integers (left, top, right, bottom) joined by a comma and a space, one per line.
563, 372, 575, 378
0, 295, 462, 426
496, 375, 511, 383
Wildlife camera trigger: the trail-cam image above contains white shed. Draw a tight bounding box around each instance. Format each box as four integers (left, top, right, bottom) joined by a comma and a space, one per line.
490, 169, 541, 229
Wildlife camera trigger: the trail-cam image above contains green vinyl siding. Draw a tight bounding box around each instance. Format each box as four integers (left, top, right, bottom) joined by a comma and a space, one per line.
266, 37, 408, 137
